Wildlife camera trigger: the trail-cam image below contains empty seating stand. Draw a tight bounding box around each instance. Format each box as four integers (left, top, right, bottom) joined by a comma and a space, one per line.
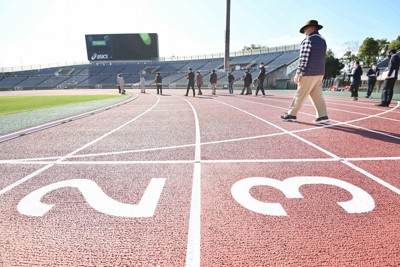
0, 49, 301, 90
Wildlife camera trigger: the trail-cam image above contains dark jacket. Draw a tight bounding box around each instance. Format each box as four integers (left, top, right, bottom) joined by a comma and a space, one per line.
228, 73, 235, 83
244, 72, 252, 87
210, 72, 217, 83
155, 74, 162, 84
366, 67, 379, 80
387, 53, 400, 79
350, 66, 363, 86
257, 66, 266, 81
187, 71, 195, 85
196, 73, 203, 86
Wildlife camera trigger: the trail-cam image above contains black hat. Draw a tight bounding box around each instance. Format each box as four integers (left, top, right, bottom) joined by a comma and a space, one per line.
300, 20, 323, 33
389, 49, 397, 54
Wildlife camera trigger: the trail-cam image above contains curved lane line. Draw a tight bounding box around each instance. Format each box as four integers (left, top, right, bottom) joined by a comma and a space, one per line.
177, 97, 201, 267
214, 99, 400, 196
3, 156, 400, 166
2, 99, 398, 163
0, 93, 139, 143
0, 95, 160, 196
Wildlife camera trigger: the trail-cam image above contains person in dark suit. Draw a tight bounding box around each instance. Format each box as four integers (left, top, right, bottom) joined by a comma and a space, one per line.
185, 67, 195, 97
348, 61, 362, 101
365, 63, 379, 98
196, 71, 203, 95
155, 72, 162, 95
255, 62, 266, 96
210, 69, 218, 95
227, 72, 235, 94
376, 49, 400, 107
240, 70, 252, 95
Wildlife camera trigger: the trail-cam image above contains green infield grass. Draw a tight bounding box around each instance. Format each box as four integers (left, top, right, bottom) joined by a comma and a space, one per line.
0, 95, 124, 115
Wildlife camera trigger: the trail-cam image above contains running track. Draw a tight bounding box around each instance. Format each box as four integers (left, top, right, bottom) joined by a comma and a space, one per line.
0, 89, 399, 266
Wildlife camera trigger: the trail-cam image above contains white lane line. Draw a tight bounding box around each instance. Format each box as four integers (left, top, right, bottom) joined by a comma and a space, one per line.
225, 96, 400, 139
1, 143, 196, 162
2, 156, 400, 166
0, 164, 55, 196
214, 99, 400, 196
0, 96, 160, 196
215, 99, 340, 159
179, 97, 201, 267
341, 160, 400, 195
2, 101, 398, 163
0, 94, 139, 143
229, 95, 400, 125
344, 156, 400, 161
266, 93, 400, 114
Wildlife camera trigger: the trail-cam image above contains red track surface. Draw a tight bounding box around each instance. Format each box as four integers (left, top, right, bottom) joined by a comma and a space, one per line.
0, 89, 399, 266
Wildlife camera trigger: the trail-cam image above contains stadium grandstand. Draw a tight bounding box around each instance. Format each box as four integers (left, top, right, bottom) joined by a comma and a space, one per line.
1, 44, 399, 93
0, 44, 300, 90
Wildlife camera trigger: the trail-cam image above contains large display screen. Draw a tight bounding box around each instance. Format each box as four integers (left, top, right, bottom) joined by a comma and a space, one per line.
85, 33, 159, 61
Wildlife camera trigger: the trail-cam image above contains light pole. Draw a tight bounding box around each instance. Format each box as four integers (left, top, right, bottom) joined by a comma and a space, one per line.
224, 0, 231, 72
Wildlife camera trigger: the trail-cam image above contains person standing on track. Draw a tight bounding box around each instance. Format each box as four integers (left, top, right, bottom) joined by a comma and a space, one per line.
255, 62, 266, 96
365, 63, 379, 98
155, 72, 162, 95
117, 74, 125, 94
196, 71, 203, 95
376, 49, 400, 107
240, 69, 252, 95
139, 74, 146, 93
228, 72, 235, 94
281, 20, 329, 123
210, 69, 218, 95
348, 61, 362, 101
185, 67, 195, 97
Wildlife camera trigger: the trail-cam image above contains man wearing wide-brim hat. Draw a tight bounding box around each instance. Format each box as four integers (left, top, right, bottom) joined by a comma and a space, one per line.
281, 20, 330, 123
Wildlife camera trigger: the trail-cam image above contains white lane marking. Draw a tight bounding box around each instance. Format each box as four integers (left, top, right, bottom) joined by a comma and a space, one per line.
341, 160, 400, 195
215, 99, 341, 160
229, 96, 400, 128
4, 101, 398, 163
2, 156, 400, 166
17, 178, 166, 217
0, 94, 139, 142
0, 96, 160, 196
215, 99, 400, 196
247, 93, 400, 116
231, 176, 375, 216
179, 97, 201, 267
0, 164, 54, 196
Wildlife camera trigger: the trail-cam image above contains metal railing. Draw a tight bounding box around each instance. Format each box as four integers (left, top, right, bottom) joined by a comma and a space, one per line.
1, 44, 300, 73
0, 61, 89, 74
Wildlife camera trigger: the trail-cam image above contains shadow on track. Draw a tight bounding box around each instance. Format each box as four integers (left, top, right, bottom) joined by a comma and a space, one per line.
297, 122, 400, 145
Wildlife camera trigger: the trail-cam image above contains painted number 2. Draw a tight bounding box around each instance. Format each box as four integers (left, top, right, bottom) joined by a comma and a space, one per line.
231, 176, 375, 216
17, 178, 166, 218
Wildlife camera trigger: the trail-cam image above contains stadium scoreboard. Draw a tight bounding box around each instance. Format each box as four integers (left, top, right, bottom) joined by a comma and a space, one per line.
85, 33, 159, 61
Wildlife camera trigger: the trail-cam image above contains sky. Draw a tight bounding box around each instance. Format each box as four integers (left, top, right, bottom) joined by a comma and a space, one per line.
0, 0, 399, 68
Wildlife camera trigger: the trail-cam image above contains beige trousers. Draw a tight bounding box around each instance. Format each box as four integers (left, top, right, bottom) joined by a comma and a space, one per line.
288, 75, 328, 118
211, 83, 217, 94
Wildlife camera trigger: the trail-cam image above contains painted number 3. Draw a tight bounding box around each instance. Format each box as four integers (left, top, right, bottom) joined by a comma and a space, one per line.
231, 176, 375, 216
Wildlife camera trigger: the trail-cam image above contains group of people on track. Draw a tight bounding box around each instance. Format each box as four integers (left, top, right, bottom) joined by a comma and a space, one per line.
116, 19, 399, 125
116, 63, 268, 98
